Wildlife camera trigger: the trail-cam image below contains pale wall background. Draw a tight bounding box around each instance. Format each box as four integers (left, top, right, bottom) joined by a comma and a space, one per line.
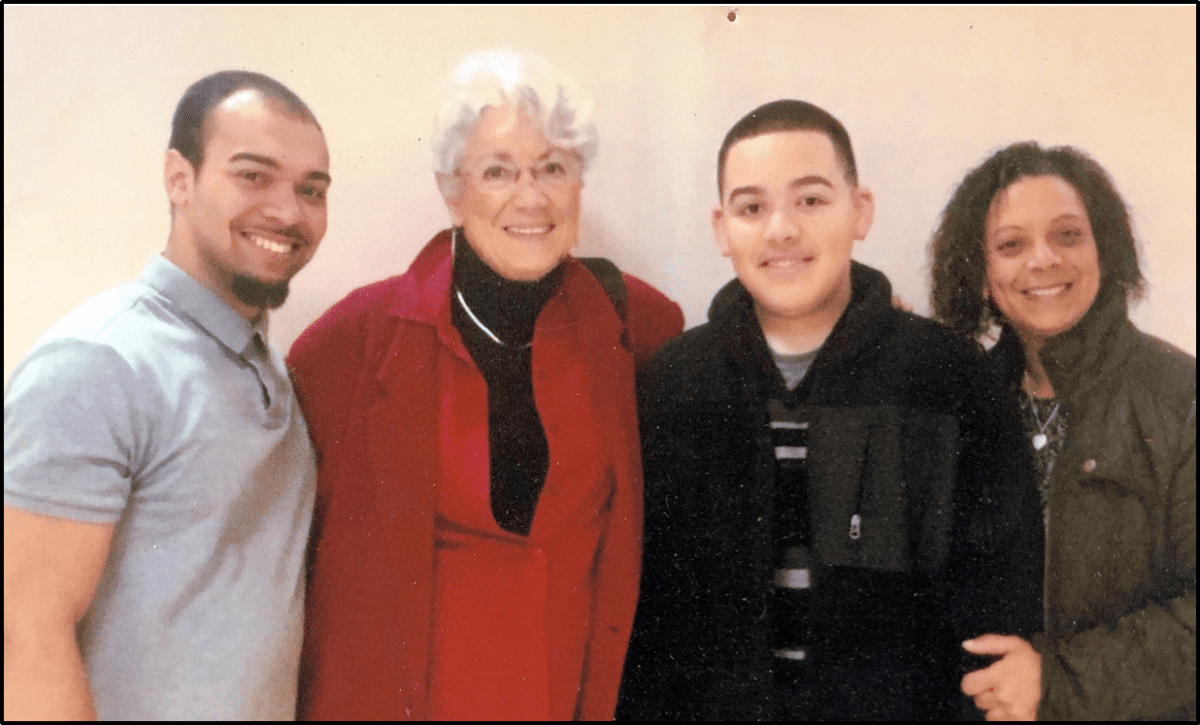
5, 6, 1196, 383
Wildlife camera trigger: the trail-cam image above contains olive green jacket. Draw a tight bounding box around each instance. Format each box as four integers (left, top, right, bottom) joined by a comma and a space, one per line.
992, 287, 1196, 720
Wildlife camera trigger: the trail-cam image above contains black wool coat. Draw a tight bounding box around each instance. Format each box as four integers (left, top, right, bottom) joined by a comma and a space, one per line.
619, 262, 1042, 720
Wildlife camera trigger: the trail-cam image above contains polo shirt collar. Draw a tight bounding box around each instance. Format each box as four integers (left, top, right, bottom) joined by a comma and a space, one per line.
141, 254, 265, 356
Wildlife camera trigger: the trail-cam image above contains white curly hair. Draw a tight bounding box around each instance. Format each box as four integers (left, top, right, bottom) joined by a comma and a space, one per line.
432, 48, 598, 199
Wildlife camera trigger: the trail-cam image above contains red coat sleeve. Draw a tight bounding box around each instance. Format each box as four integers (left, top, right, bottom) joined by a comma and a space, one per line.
288, 306, 359, 463
287, 279, 400, 469
287, 279, 441, 720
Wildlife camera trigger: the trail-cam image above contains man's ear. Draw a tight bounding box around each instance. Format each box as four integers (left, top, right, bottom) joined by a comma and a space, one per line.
164, 149, 196, 209
712, 206, 732, 258
852, 184, 875, 241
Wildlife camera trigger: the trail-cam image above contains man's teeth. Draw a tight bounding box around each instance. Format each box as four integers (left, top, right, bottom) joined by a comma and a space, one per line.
248, 234, 292, 254
765, 258, 807, 268
507, 226, 552, 235
1026, 284, 1067, 296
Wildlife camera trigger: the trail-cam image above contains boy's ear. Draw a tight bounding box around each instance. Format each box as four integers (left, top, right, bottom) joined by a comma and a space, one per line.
712, 206, 732, 257
852, 184, 875, 241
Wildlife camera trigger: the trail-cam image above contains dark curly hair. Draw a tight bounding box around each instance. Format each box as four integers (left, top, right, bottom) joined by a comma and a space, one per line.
930, 141, 1145, 340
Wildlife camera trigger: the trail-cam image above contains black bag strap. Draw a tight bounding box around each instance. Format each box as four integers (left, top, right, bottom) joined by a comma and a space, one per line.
577, 257, 627, 323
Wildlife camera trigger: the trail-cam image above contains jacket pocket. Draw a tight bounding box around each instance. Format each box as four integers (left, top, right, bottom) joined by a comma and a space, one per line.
808, 406, 958, 574
1052, 457, 1155, 630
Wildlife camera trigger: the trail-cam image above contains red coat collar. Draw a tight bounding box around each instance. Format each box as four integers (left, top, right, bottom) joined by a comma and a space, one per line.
378, 228, 627, 370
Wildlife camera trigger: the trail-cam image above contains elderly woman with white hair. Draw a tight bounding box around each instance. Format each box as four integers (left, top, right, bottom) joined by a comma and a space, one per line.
287, 50, 684, 720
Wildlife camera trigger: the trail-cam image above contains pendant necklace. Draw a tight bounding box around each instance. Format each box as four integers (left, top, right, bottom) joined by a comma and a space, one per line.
455, 287, 532, 350
1029, 398, 1060, 451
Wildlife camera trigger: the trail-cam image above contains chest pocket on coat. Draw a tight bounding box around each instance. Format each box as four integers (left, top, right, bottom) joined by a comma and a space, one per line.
1053, 427, 1159, 629
807, 405, 960, 575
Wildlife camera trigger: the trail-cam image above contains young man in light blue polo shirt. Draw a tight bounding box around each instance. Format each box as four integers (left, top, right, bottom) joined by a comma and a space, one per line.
4, 71, 331, 720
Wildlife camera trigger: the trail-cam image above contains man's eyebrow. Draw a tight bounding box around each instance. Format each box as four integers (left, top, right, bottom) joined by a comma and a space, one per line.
230, 152, 280, 168
230, 152, 331, 184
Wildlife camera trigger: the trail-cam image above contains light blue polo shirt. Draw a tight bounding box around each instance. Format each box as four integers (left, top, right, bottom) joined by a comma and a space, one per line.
4, 255, 316, 720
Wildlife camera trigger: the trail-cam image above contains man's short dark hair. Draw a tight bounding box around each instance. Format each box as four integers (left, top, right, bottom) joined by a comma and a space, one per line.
929, 141, 1146, 340
169, 70, 320, 171
717, 99, 858, 197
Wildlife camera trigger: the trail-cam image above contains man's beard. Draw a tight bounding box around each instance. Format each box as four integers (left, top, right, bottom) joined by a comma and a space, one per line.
231, 274, 290, 310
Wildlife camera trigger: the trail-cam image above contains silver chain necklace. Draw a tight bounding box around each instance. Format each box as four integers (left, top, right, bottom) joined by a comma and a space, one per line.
454, 287, 533, 350
451, 228, 533, 350
1029, 398, 1060, 451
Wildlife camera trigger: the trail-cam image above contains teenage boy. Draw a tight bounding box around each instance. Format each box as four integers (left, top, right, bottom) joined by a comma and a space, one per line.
619, 100, 1041, 720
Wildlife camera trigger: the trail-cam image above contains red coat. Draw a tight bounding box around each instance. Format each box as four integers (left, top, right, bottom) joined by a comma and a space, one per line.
288, 230, 683, 720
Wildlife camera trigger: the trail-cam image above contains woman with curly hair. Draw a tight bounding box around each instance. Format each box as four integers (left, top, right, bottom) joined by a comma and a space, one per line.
930, 142, 1195, 720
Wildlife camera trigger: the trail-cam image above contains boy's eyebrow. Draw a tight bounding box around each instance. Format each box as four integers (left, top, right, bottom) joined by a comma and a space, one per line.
727, 185, 764, 203
790, 175, 834, 189
727, 175, 833, 203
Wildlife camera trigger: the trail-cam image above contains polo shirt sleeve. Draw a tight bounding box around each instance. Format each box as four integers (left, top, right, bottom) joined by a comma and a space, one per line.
4, 337, 146, 524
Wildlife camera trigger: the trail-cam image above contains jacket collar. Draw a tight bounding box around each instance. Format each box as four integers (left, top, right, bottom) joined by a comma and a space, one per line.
378, 228, 471, 362
384, 228, 455, 326
142, 253, 266, 357
375, 227, 620, 368
994, 285, 1136, 404
823, 261, 896, 369
708, 260, 895, 366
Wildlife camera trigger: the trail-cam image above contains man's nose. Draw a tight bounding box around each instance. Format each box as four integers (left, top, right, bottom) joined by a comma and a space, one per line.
262, 184, 304, 227
764, 207, 799, 244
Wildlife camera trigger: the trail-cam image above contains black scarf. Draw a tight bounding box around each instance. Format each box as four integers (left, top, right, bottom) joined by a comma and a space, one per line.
450, 228, 564, 535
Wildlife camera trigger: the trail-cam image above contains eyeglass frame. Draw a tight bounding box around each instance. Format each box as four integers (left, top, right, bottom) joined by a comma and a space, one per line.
454, 150, 584, 193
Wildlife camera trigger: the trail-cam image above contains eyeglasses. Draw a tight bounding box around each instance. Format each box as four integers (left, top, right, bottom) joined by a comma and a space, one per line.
457, 151, 583, 193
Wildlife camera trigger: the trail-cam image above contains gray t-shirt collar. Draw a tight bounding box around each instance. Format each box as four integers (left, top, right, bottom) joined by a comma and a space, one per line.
141, 255, 267, 356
